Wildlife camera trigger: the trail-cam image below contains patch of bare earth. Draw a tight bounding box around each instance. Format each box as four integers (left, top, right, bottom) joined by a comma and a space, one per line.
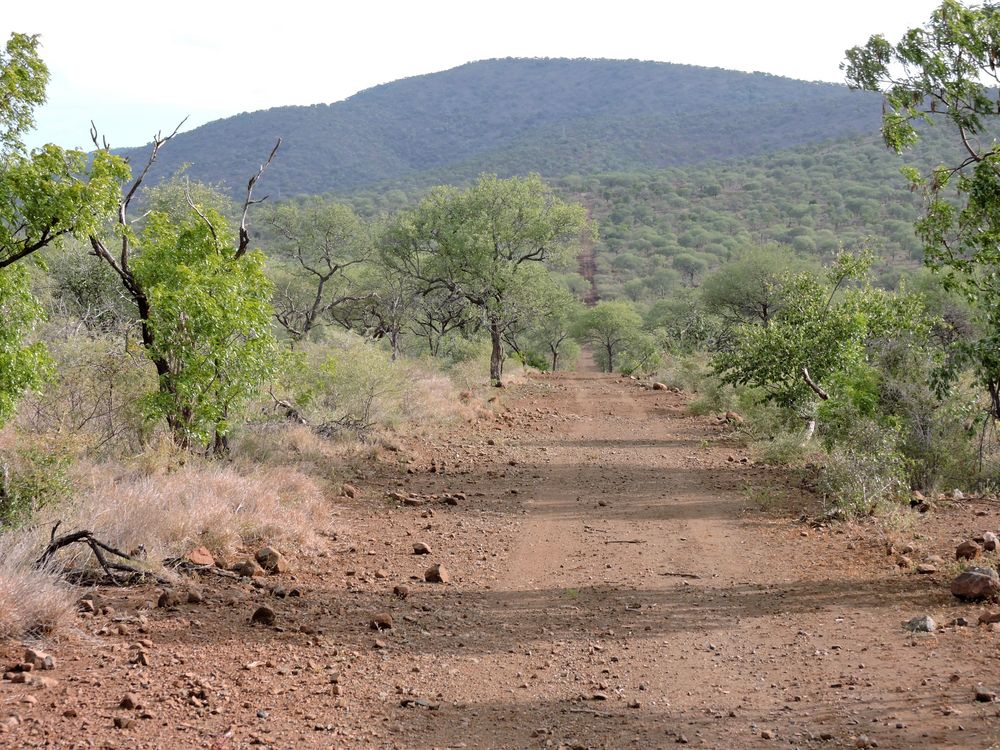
2, 372, 999, 749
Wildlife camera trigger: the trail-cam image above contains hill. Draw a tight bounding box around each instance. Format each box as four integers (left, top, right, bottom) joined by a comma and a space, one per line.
117, 58, 883, 197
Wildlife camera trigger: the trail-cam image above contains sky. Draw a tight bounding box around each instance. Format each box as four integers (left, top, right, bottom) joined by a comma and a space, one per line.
5, 0, 944, 150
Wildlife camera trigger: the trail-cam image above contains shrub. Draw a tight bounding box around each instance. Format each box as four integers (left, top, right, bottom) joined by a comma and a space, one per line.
0, 437, 72, 529
818, 419, 908, 516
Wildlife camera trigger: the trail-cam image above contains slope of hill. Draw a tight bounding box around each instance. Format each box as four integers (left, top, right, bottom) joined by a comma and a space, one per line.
117, 58, 883, 197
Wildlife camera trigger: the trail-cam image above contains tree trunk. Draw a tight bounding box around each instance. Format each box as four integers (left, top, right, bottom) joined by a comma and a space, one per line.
550, 344, 559, 372
605, 343, 614, 373
389, 330, 400, 362
490, 320, 503, 385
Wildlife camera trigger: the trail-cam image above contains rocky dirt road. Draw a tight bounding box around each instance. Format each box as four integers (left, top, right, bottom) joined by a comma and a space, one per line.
3, 371, 999, 749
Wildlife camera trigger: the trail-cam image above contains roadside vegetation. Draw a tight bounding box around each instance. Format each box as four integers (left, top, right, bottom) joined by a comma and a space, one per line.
3, 0, 1000, 639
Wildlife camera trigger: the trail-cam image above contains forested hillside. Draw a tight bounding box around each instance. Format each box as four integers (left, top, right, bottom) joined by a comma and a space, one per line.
115, 58, 882, 196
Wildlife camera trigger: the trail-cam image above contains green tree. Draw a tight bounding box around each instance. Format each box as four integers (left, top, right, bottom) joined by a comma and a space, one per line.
576, 300, 644, 373
844, 0, 1000, 419
266, 199, 371, 342
0, 33, 127, 426
88, 134, 280, 451
700, 245, 808, 327
713, 252, 927, 440
383, 174, 593, 383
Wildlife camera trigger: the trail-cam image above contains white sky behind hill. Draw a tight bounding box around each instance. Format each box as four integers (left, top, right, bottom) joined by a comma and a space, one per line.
5, 0, 943, 150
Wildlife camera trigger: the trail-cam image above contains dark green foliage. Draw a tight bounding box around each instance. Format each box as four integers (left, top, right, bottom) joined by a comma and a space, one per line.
114, 58, 882, 198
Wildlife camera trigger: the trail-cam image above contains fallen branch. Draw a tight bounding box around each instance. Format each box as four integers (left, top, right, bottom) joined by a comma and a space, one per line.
36, 526, 167, 586
659, 570, 701, 579
566, 707, 611, 717
604, 539, 645, 545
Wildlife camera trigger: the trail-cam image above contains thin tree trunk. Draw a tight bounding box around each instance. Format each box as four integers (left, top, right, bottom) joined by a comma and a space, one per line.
605, 343, 614, 373
389, 330, 399, 362
490, 320, 503, 385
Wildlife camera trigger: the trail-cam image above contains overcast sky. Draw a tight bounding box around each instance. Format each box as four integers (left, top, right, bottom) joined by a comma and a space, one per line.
5, 0, 942, 150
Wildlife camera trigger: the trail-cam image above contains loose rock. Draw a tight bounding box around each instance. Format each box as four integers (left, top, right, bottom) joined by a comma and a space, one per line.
393, 585, 411, 599
975, 687, 997, 702
119, 693, 140, 710
183, 546, 215, 566
956, 540, 981, 561
255, 546, 290, 574
903, 615, 935, 633
231, 559, 264, 578
951, 567, 1000, 602
424, 563, 450, 583
984, 532, 998, 552
412, 542, 432, 555
250, 606, 276, 626
23, 649, 54, 671
370, 612, 393, 631
157, 590, 180, 609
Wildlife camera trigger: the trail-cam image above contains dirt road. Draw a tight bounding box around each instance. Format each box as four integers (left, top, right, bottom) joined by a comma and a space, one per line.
3, 371, 999, 749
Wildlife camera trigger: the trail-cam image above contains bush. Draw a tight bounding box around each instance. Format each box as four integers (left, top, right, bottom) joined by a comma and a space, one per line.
818, 419, 908, 516
0, 438, 72, 529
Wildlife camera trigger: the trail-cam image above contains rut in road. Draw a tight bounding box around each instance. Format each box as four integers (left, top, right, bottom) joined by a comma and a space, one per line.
394, 371, 993, 750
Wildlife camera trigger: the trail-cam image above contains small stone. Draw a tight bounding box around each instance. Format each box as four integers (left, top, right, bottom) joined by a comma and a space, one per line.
63, 709, 78, 718
186, 589, 204, 604
951, 617, 970, 627
183, 546, 215, 566
760, 729, 774, 739
393, 585, 411, 599
903, 615, 935, 633
975, 687, 997, 702
627, 700, 641, 709
412, 542, 431, 555
113, 717, 135, 730
230, 559, 264, 578
978, 611, 1000, 625
374, 569, 389, 579
119, 693, 140, 710
370, 612, 393, 631
34, 676, 58, 688
157, 590, 180, 609
915, 563, 937, 574
951, 567, 1000, 602
255, 547, 290, 575
23, 649, 54, 671
424, 563, 450, 583
341, 483, 358, 498
652, 382, 668, 391
984, 532, 998, 552
855, 736, 873, 749
250, 606, 276, 626
952, 488, 965, 500
956, 541, 981, 561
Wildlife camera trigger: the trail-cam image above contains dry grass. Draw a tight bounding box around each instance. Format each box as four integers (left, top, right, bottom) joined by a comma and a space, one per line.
48, 461, 331, 565
0, 535, 76, 640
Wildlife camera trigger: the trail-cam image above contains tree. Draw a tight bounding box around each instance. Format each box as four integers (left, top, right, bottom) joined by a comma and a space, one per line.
383, 174, 593, 383
713, 252, 927, 440
0, 33, 127, 426
844, 0, 1000, 420
576, 300, 644, 373
267, 200, 371, 342
88, 131, 280, 451
700, 245, 808, 328
523, 278, 584, 371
